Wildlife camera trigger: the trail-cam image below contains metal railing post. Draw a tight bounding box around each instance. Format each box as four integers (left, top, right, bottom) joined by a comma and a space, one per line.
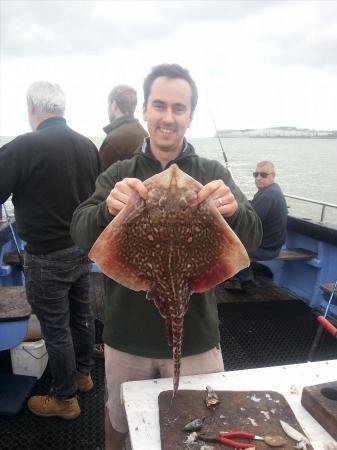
320, 205, 326, 223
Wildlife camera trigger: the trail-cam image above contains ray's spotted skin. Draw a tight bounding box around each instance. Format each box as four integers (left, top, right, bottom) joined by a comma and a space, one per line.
89, 164, 249, 397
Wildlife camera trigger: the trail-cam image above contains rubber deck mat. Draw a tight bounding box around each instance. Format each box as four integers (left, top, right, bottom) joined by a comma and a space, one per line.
218, 300, 337, 371
0, 356, 105, 450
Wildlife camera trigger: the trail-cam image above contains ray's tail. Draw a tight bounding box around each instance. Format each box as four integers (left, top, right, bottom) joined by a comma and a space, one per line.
171, 316, 184, 399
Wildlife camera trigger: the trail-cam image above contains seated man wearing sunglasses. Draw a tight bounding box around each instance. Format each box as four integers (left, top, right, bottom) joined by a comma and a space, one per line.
224, 161, 287, 289
250, 160, 288, 260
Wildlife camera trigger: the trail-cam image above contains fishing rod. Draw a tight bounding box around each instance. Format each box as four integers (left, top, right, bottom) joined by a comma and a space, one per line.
208, 110, 232, 175
2, 203, 24, 268
308, 280, 337, 361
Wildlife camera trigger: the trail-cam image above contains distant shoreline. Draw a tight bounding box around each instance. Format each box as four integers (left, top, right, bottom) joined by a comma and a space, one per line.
216, 126, 337, 139
218, 136, 337, 139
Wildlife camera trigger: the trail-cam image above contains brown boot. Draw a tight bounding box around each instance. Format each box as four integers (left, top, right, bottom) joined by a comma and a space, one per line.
75, 371, 94, 392
27, 394, 80, 420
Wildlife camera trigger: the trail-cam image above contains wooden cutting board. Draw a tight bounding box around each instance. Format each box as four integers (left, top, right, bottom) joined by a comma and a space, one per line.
301, 381, 337, 441
159, 390, 309, 450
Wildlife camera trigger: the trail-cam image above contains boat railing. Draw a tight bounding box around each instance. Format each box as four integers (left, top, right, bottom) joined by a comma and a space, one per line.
284, 194, 337, 223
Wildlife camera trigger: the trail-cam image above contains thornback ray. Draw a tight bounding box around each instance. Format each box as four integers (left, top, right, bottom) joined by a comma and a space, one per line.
89, 164, 249, 397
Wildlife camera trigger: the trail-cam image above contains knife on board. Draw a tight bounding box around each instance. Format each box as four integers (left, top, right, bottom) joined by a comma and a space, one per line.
280, 420, 310, 448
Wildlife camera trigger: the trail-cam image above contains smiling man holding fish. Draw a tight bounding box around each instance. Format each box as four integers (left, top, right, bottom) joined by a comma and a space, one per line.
71, 63, 262, 450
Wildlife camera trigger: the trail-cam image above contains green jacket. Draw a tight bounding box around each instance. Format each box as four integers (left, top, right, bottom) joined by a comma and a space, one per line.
71, 143, 262, 358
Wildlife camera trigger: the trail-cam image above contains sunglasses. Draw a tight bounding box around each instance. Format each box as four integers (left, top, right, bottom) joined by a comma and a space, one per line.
253, 171, 273, 178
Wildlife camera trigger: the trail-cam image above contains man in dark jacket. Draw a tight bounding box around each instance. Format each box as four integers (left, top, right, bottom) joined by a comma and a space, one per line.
71, 64, 262, 450
225, 161, 288, 289
0, 81, 100, 419
251, 161, 288, 259
99, 84, 148, 171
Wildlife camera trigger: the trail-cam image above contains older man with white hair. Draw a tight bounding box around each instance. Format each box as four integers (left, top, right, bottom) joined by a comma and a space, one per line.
0, 81, 100, 419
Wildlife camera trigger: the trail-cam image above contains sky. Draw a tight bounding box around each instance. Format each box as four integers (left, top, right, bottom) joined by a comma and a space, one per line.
1, 0, 337, 138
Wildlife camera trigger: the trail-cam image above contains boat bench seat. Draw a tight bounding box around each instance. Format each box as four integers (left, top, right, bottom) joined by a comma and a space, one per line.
256, 247, 318, 262
0, 286, 30, 321
272, 247, 318, 261
320, 283, 337, 298
0, 286, 31, 351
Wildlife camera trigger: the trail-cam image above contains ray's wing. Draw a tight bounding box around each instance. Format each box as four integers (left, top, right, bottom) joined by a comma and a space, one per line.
191, 200, 250, 293
88, 192, 151, 291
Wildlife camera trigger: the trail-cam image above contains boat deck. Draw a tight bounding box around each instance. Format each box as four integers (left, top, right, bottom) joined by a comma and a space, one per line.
1, 277, 337, 449
215, 274, 299, 304
0, 354, 105, 449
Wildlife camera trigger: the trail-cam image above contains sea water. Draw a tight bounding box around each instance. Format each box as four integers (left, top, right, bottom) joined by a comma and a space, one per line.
189, 137, 337, 224
1, 136, 336, 223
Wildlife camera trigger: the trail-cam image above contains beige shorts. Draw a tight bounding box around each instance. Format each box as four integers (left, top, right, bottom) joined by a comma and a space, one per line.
104, 345, 224, 433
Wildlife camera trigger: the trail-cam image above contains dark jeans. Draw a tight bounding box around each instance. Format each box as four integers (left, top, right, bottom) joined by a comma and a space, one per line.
237, 247, 282, 282
24, 245, 95, 399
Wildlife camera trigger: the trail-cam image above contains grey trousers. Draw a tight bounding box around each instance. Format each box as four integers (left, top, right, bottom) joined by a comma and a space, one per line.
238, 247, 282, 282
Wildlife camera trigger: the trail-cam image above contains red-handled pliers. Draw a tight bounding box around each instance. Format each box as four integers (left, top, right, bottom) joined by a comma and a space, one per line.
199, 431, 260, 448
219, 432, 260, 448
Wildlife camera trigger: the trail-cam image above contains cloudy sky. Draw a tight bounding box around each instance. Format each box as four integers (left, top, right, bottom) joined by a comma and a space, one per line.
1, 0, 337, 138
